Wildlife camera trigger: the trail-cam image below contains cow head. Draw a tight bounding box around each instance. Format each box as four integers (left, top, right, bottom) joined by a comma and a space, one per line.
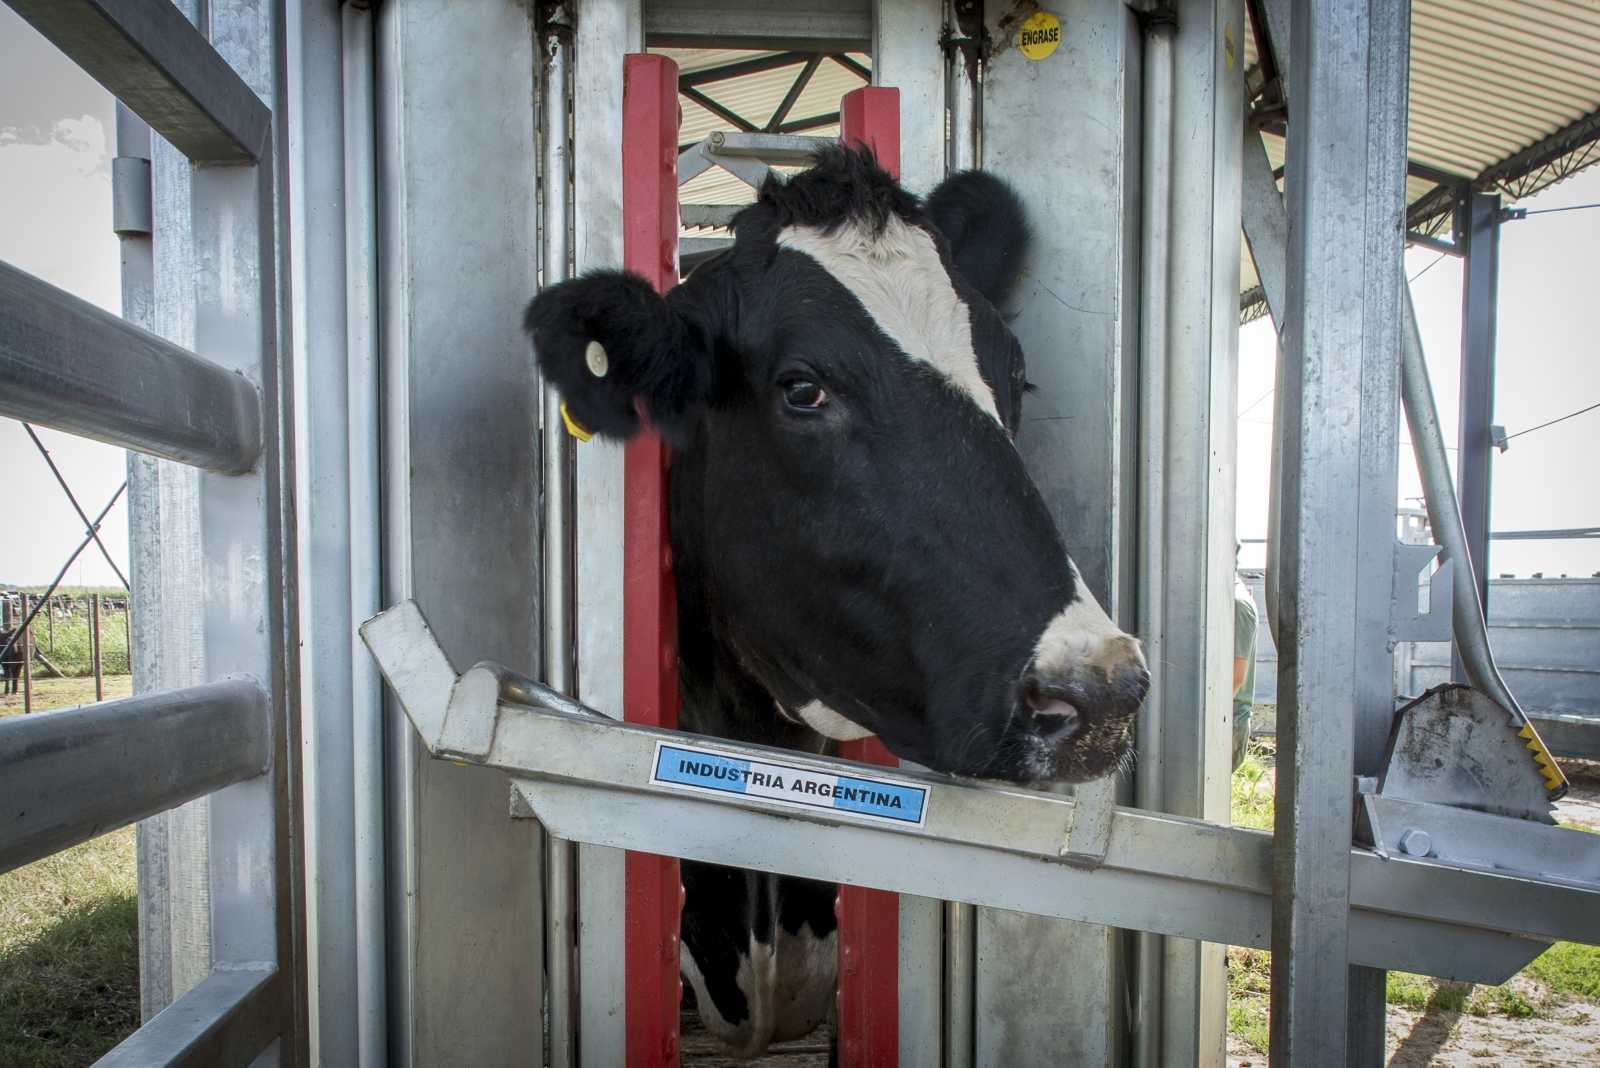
526, 147, 1147, 784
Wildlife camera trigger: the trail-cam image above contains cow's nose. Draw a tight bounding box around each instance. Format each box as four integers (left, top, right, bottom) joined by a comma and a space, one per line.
1022, 633, 1150, 735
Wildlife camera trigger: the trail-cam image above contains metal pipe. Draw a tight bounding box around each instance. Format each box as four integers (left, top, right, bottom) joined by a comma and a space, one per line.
0, 679, 270, 873
1399, 289, 1550, 742
945, 0, 978, 174
343, 6, 389, 1063
942, 899, 974, 1068
0, 261, 262, 473
540, 10, 579, 1067
1133, 15, 1174, 1067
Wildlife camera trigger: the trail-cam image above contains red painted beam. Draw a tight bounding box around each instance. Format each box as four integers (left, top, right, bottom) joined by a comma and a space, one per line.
836, 85, 902, 1068
622, 51, 684, 1068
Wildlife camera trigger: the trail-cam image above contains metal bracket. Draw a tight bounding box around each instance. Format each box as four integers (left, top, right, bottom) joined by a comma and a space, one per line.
1060, 777, 1116, 868
1391, 540, 1454, 643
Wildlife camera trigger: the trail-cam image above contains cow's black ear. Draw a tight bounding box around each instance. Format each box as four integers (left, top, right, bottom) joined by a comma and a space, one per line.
924, 170, 1030, 308
524, 270, 713, 442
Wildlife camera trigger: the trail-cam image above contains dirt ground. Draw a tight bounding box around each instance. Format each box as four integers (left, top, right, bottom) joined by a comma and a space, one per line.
1227, 759, 1600, 1067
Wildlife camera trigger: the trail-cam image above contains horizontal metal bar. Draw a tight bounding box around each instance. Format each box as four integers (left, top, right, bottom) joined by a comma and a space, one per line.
95, 966, 281, 1068
679, 50, 813, 88
4, 0, 271, 163
681, 203, 743, 229
361, 603, 1597, 984
0, 679, 271, 873
707, 131, 835, 163
0, 260, 262, 473
644, 0, 872, 52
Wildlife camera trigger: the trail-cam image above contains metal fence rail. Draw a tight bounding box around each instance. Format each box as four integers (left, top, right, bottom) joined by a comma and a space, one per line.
0, 261, 262, 473
0, 680, 270, 872
0, 0, 301, 1064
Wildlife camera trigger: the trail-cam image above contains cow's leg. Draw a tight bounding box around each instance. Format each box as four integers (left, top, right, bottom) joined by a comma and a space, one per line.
680, 861, 838, 1056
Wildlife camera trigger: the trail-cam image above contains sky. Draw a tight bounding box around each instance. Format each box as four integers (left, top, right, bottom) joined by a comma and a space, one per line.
1, 6, 1596, 587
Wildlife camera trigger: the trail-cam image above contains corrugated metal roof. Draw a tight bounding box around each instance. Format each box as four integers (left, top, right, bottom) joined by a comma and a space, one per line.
655, 47, 870, 210
1239, 0, 1600, 315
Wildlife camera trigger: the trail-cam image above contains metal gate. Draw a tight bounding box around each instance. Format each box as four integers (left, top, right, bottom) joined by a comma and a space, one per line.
1, 1, 302, 1064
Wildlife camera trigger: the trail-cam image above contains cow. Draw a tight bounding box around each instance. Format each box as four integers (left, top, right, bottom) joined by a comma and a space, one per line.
1, 627, 21, 695
525, 146, 1149, 1055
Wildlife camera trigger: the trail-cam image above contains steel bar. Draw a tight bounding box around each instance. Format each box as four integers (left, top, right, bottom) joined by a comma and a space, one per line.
0, 679, 270, 873
359, 615, 1599, 978
644, 0, 872, 51
680, 85, 758, 132
541, 11, 578, 1066
767, 55, 822, 130
1454, 191, 1502, 679
944, 0, 978, 175
2, 0, 270, 163
706, 130, 834, 162
1133, 18, 1175, 1068
23, 424, 131, 589
94, 967, 281, 1068
1400, 288, 1556, 753
1271, 0, 1380, 1058
679, 49, 811, 87
0, 261, 262, 473
1345, 3, 1414, 1056
341, 7, 388, 1062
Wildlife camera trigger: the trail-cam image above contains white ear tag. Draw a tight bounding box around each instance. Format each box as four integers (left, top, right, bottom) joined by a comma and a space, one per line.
584, 340, 609, 378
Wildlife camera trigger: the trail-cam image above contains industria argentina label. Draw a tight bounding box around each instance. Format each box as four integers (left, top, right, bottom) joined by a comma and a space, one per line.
651, 741, 929, 827
1017, 11, 1063, 61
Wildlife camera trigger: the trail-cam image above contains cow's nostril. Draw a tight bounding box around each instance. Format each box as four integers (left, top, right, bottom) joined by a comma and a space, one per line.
1024, 682, 1083, 744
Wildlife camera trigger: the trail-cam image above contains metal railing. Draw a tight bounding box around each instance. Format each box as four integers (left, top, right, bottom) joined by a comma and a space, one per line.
0, 1, 301, 1065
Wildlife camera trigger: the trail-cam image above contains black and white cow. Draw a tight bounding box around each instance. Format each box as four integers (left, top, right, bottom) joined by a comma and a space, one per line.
526, 147, 1148, 1055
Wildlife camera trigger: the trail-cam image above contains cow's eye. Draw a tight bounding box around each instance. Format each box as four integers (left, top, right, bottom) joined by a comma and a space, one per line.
781, 378, 828, 411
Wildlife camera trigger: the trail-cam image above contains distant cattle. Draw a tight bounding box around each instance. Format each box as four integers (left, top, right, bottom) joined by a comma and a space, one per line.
0, 627, 22, 694
527, 147, 1148, 1055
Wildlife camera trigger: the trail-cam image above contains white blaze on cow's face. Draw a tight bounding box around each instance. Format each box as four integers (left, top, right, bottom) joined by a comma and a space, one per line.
777, 216, 1002, 425
1031, 564, 1147, 683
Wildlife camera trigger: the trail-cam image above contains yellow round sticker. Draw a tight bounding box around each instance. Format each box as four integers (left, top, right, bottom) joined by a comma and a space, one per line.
1017, 11, 1063, 61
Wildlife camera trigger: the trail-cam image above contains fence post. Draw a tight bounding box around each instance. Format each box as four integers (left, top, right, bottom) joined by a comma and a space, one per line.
22, 595, 33, 714
93, 593, 104, 701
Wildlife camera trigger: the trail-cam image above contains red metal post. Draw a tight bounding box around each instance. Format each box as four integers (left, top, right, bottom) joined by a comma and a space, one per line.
622, 52, 684, 1068
836, 85, 902, 1068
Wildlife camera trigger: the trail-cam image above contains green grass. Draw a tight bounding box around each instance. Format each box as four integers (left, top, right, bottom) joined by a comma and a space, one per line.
0, 829, 140, 1068
1526, 940, 1600, 1000
4, 601, 130, 677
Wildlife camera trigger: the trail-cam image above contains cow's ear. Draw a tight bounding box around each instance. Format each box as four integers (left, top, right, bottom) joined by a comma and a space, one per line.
524, 270, 713, 443
924, 170, 1030, 308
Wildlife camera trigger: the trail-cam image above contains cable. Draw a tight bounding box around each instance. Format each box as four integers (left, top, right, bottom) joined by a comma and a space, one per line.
1501, 399, 1600, 444
1237, 386, 1275, 420
1509, 201, 1600, 219
1407, 251, 1449, 284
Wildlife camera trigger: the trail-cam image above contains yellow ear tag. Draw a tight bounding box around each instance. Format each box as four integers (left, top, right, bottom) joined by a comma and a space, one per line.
560, 401, 593, 442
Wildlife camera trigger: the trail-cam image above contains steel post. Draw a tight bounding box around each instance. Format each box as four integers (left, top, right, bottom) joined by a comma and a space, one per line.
572, 5, 645, 1063
1454, 190, 1502, 681
374, 4, 545, 1063
541, 10, 579, 1068
1270, 0, 1396, 1059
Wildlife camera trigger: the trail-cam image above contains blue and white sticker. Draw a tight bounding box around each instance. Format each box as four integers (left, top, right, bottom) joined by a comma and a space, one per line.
650, 741, 928, 827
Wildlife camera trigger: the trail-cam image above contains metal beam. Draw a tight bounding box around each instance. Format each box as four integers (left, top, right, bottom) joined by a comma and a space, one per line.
1478, 105, 1600, 200
94, 967, 281, 1068
1455, 190, 1501, 680
678, 49, 812, 87
2, 0, 270, 163
644, 0, 872, 51
1272, 0, 1380, 1059
0, 680, 270, 873
359, 614, 1600, 980
0, 261, 263, 473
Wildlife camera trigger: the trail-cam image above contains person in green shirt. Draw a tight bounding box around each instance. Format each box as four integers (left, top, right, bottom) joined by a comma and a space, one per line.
1233, 546, 1259, 771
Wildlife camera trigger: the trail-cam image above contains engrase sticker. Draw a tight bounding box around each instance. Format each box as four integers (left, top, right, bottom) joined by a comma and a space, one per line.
651, 741, 929, 826
1017, 11, 1063, 61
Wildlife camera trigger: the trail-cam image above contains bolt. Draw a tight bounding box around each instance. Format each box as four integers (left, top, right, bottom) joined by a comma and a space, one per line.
1397, 828, 1433, 857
